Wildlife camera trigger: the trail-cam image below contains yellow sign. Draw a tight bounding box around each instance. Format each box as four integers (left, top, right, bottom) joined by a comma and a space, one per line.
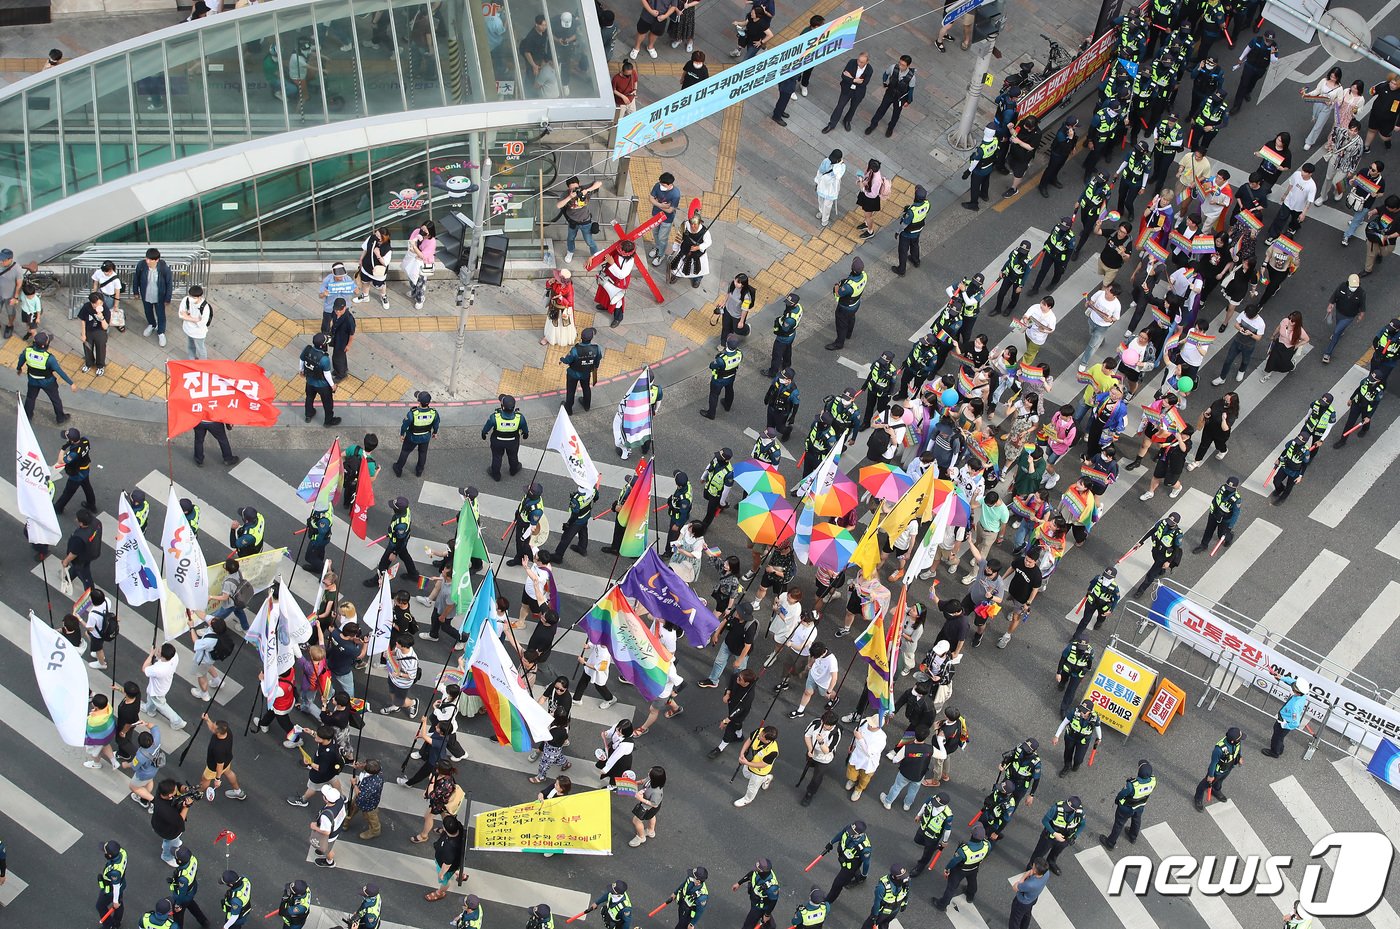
473, 788, 612, 855
1084, 648, 1156, 735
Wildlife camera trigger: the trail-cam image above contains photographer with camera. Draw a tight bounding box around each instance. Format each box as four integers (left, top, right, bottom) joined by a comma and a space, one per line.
152, 778, 195, 865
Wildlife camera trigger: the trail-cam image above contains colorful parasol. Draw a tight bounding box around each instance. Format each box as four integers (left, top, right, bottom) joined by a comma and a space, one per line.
928, 482, 974, 528
857, 463, 915, 503
732, 459, 786, 496
811, 470, 860, 517
736, 492, 797, 545
808, 522, 857, 572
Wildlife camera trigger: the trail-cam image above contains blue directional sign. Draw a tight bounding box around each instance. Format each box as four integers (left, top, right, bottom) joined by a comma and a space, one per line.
942, 0, 987, 27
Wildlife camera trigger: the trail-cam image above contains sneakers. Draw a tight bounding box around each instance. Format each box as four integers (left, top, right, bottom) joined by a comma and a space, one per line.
997, 633, 1012, 649
670, 39, 680, 48
353, 295, 370, 304
696, 680, 718, 688
1260, 372, 1273, 382
629, 835, 647, 846
287, 796, 310, 807
880, 795, 893, 810
1216, 451, 1227, 460
380, 298, 389, 310
599, 697, 618, 709
686, 40, 694, 52
84, 759, 102, 769
647, 47, 657, 58
850, 788, 863, 801
563, 252, 574, 264
131, 794, 154, 810
414, 300, 424, 310
1186, 460, 1202, 471
800, 85, 808, 96
734, 797, 752, 807
419, 632, 440, 641
190, 686, 211, 699
961, 573, 976, 585
143, 325, 155, 336
282, 737, 302, 749
95, 367, 105, 376
1236, 371, 1245, 382
224, 789, 247, 800
378, 705, 400, 715
629, 47, 639, 59
158, 334, 167, 347
396, 776, 410, 786
315, 857, 336, 868
1169, 486, 1182, 498
845, 778, 855, 790
1139, 490, 1155, 500
81, 365, 91, 373
89, 660, 108, 669
742, 570, 757, 582
1211, 376, 1226, 386
788, 708, 806, 719
405, 698, 420, 719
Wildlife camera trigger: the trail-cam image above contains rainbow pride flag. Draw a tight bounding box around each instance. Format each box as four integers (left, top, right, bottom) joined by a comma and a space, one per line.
1080, 463, 1115, 487
1237, 209, 1263, 233
969, 431, 1000, 470
297, 438, 343, 507
579, 586, 673, 701
1191, 235, 1216, 255
1142, 239, 1169, 263
1273, 235, 1303, 259
620, 369, 654, 449
1257, 146, 1285, 169
618, 460, 653, 557
1353, 174, 1382, 197
1009, 494, 1045, 521
1169, 229, 1193, 253
1181, 328, 1217, 350
1016, 362, 1050, 392
467, 629, 554, 751
957, 367, 979, 396
1149, 304, 1174, 328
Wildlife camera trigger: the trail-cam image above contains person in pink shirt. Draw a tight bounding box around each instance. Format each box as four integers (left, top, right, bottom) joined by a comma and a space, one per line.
405, 221, 437, 310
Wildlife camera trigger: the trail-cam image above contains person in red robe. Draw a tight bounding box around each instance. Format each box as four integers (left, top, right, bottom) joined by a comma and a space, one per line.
594, 240, 637, 327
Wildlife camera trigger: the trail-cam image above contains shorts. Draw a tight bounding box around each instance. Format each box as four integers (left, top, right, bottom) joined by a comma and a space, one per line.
21, 309, 39, 325
130, 774, 153, 789
86, 743, 107, 757
637, 15, 665, 35
1152, 459, 1182, 485
203, 766, 230, 782
522, 591, 544, 614
846, 588, 862, 613
760, 571, 783, 591
806, 669, 832, 694
648, 694, 672, 711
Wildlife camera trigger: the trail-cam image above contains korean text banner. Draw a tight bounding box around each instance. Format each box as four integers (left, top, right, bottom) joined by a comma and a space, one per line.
166, 360, 279, 437
613, 8, 863, 159
1147, 586, 1400, 749
473, 788, 612, 855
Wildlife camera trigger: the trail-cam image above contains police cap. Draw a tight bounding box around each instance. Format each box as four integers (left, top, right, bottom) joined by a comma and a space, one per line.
416, 391, 432, 405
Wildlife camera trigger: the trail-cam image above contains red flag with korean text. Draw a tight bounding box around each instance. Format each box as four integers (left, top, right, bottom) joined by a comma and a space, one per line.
350, 454, 375, 540
166, 361, 279, 438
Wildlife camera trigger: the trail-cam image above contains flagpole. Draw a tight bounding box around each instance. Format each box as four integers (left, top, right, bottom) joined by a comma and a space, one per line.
399, 636, 462, 773
356, 572, 389, 761
36, 555, 56, 627
290, 437, 341, 592
177, 634, 249, 767
730, 602, 811, 784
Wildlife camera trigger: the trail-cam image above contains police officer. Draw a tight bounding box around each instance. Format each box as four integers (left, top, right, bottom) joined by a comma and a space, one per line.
1038, 115, 1079, 195
553, 483, 596, 564
1030, 219, 1077, 293
764, 369, 801, 441
366, 496, 419, 584
932, 823, 988, 911
1072, 567, 1120, 639
1099, 760, 1156, 848
663, 472, 692, 556
451, 894, 482, 929
129, 489, 151, 532
301, 333, 340, 426
1368, 316, 1400, 382
458, 486, 485, 574
963, 127, 1000, 212
666, 867, 709, 929
180, 498, 201, 536
1028, 796, 1083, 874
1148, 111, 1187, 188
731, 859, 780, 929
395, 391, 440, 478
229, 507, 264, 558
1070, 172, 1112, 260
168, 846, 207, 929
823, 820, 872, 904
601, 469, 638, 556
16, 330, 74, 423
55, 427, 96, 514
1053, 699, 1102, 776
792, 890, 829, 929
526, 904, 554, 929
899, 334, 939, 398
1194, 477, 1242, 552
584, 880, 631, 929
1188, 55, 1224, 119
700, 336, 743, 420
1269, 431, 1313, 504
561, 328, 603, 414
1056, 639, 1095, 718
98, 839, 128, 928
860, 865, 909, 929
910, 792, 953, 877
977, 780, 1017, 844
952, 272, 986, 355
219, 870, 252, 929
1300, 393, 1338, 451
1232, 30, 1277, 109
304, 502, 333, 572
751, 430, 782, 467
1194, 726, 1244, 810
140, 899, 177, 929
859, 353, 898, 431
823, 388, 860, 446
990, 85, 1020, 173
1131, 511, 1183, 596
509, 483, 545, 566
1000, 738, 1042, 807
1335, 370, 1385, 448
802, 414, 837, 479
765, 295, 802, 378
989, 242, 1033, 317
1192, 92, 1229, 150
342, 434, 378, 511
1081, 98, 1125, 180
825, 258, 867, 351
696, 449, 734, 534
1116, 140, 1153, 218
892, 186, 929, 276
349, 884, 383, 929
278, 879, 311, 928
482, 394, 528, 481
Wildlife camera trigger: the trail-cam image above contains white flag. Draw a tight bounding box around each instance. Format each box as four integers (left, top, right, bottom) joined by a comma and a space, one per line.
793, 442, 843, 500
467, 626, 555, 745
546, 407, 600, 492
159, 576, 192, 639
903, 493, 954, 586
15, 400, 61, 546
30, 611, 88, 746
161, 486, 208, 613
114, 492, 162, 606
364, 574, 395, 656
279, 582, 314, 645
249, 595, 281, 699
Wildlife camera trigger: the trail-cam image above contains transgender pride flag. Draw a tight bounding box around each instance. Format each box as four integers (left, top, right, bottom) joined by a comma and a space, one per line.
620, 368, 653, 449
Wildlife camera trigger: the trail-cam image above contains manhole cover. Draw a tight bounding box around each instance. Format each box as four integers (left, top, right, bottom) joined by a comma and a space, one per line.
646, 130, 690, 158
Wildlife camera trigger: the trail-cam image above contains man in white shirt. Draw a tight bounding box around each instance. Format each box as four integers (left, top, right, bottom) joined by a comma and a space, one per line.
1212, 305, 1265, 384
789, 642, 839, 718
1078, 283, 1123, 370
768, 587, 804, 650
142, 643, 186, 728
1268, 163, 1316, 239
1018, 296, 1057, 364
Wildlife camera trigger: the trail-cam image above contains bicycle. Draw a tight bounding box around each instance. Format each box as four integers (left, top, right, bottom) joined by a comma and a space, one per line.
22, 264, 61, 297
1002, 34, 1091, 96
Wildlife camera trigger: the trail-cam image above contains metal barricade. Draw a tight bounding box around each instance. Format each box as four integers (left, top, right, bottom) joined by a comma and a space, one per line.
66, 245, 211, 316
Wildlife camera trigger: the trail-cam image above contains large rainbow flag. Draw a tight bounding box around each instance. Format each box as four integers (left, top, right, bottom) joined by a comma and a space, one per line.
620, 369, 654, 449
296, 438, 343, 507
579, 586, 673, 701
618, 460, 653, 557
467, 626, 554, 751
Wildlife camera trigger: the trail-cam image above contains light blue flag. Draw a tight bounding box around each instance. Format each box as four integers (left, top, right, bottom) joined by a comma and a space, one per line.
457, 570, 499, 653
1367, 737, 1400, 790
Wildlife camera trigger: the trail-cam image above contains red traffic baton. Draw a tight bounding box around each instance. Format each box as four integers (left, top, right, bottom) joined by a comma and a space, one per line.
365, 534, 387, 546
803, 851, 825, 873
1074, 595, 1087, 615
647, 900, 672, 918
566, 910, 591, 924
1342, 421, 1366, 438
929, 848, 944, 869
968, 810, 982, 827
1115, 542, 1142, 565
1088, 746, 1098, 767
1210, 535, 1226, 557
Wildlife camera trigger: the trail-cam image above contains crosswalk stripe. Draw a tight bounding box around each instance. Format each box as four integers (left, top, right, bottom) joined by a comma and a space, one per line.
1075, 845, 1164, 929
1191, 519, 1282, 604
535, 446, 676, 497
359, 711, 594, 775
1140, 822, 1245, 929
1001, 877, 1076, 929
230, 459, 379, 569
0, 770, 83, 852
306, 907, 415, 929
941, 895, 994, 929
1324, 581, 1400, 680
374, 782, 500, 817
1206, 801, 1326, 927
837, 356, 871, 378
1307, 412, 1400, 528
743, 427, 796, 461
420, 480, 572, 532
1332, 757, 1400, 844
1271, 775, 1400, 929
308, 842, 591, 913
0, 871, 29, 906
1243, 361, 1359, 497
0, 679, 134, 803
1211, 160, 1354, 232
1252, 551, 1348, 639
909, 228, 1049, 343
1375, 520, 1400, 562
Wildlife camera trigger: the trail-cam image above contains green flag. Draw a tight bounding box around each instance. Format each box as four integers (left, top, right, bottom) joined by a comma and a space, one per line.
452, 499, 490, 611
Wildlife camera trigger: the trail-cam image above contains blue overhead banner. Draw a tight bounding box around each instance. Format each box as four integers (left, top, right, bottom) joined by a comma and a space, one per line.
612, 8, 864, 159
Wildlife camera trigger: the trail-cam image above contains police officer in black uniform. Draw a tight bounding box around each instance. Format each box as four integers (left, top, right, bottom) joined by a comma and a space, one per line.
989, 241, 1033, 317
16, 330, 74, 423
1055, 639, 1095, 718
1099, 760, 1156, 848
601, 468, 638, 556
860, 352, 898, 431
230, 507, 265, 558
394, 391, 440, 478
1232, 30, 1277, 110
963, 126, 1000, 211
1194, 476, 1242, 552
1072, 566, 1120, 639
700, 336, 743, 420
482, 394, 529, 481
304, 502, 333, 572
664, 472, 692, 557
301, 333, 341, 426
55, 427, 97, 514
367, 496, 419, 584
765, 295, 802, 377
1194, 726, 1244, 811
552, 484, 597, 564
666, 867, 709, 929
1028, 796, 1083, 874
764, 368, 801, 441
892, 186, 929, 275
561, 328, 603, 414
1131, 511, 1183, 596
129, 489, 151, 532
510, 483, 545, 566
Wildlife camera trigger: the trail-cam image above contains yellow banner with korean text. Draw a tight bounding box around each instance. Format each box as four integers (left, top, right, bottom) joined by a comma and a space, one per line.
1084, 648, 1156, 736
473, 788, 612, 855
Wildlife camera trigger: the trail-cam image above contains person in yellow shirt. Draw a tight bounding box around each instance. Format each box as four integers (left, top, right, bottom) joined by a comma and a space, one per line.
734, 726, 779, 807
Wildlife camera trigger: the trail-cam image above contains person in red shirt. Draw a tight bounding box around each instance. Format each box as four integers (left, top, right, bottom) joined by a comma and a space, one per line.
613, 60, 638, 116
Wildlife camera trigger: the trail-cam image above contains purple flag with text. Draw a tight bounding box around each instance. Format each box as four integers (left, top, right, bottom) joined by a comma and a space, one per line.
618, 547, 722, 646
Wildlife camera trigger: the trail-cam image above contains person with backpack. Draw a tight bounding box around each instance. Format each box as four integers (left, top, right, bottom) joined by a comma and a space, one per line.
341, 434, 378, 512
84, 588, 117, 670
209, 557, 253, 630
177, 285, 212, 360
124, 721, 164, 809
190, 616, 233, 700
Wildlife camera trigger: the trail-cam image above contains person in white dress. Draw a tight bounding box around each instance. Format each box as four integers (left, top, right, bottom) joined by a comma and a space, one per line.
668, 521, 706, 584
814, 149, 847, 227
543, 269, 577, 347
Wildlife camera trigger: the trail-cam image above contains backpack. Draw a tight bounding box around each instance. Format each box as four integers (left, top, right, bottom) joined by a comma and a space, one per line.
210, 627, 235, 662
98, 604, 120, 642
232, 578, 254, 610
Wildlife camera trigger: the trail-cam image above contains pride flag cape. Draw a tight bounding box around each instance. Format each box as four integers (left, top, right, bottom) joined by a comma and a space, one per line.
579, 586, 673, 701
620, 369, 654, 449
618, 459, 653, 557
1009, 494, 1045, 521
296, 438, 343, 507
957, 367, 979, 397
467, 627, 553, 751
1060, 487, 1096, 526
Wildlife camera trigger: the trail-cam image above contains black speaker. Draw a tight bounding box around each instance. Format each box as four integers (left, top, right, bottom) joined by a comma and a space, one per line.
478, 233, 508, 286
972, 0, 1004, 41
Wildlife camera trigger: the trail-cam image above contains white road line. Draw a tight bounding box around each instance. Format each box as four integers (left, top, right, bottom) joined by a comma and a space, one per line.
1212, 160, 1353, 232
0, 770, 83, 852
837, 356, 871, 378
0, 680, 134, 803
0, 871, 28, 906
1325, 581, 1400, 681
309, 842, 591, 913
374, 783, 500, 817
230, 459, 379, 568
1075, 845, 1164, 929
536, 446, 675, 497
1272, 775, 1400, 929
1333, 756, 1400, 843
1376, 520, 1400, 561
1141, 822, 1245, 929
1000, 878, 1076, 929
742, 427, 796, 461
1307, 412, 1400, 528
909, 228, 1049, 343
360, 713, 594, 775
941, 895, 994, 929
1207, 801, 1327, 927
306, 907, 416, 929
1252, 550, 1348, 639
1244, 361, 1360, 496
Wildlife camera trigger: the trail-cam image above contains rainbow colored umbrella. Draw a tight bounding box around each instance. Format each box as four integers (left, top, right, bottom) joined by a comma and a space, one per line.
811, 470, 859, 517
808, 522, 857, 572
928, 483, 974, 528
736, 492, 797, 545
732, 459, 787, 496
857, 462, 915, 503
